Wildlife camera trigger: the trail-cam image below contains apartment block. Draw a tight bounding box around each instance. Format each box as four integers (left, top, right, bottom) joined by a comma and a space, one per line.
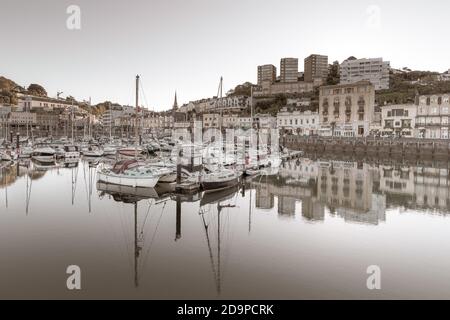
257, 64, 277, 85
340, 57, 390, 90
304, 54, 328, 82
280, 58, 299, 83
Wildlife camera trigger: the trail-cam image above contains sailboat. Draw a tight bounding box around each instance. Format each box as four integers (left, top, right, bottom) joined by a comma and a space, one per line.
201, 77, 240, 192
97, 159, 161, 188
98, 76, 162, 188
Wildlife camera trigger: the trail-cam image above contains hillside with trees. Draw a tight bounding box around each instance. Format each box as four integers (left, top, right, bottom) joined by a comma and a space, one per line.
376, 71, 450, 105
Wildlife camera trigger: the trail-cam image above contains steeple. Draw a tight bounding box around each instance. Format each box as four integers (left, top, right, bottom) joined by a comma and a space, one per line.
173, 91, 178, 110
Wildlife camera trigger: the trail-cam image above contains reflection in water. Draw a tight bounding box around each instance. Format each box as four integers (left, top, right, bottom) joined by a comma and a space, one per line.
2, 157, 450, 298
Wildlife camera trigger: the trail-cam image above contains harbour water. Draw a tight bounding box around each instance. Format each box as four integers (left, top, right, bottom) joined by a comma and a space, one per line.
2, 157, 450, 299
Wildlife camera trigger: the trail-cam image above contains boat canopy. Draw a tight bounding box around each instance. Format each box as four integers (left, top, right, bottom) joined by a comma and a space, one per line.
112, 160, 140, 174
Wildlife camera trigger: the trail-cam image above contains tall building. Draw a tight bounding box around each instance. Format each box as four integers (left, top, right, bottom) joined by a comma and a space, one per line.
304, 54, 328, 82
340, 57, 390, 90
257, 64, 277, 85
280, 58, 299, 83
319, 81, 376, 137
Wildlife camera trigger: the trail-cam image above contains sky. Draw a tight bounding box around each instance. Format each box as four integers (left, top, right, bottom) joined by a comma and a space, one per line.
1, 0, 449, 111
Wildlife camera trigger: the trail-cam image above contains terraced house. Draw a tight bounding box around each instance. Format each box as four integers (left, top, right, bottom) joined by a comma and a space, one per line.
415, 94, 450, 139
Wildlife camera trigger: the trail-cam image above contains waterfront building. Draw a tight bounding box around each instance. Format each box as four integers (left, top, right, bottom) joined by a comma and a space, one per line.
340, 57, 390, 90
318, 81, 376, 137
380, 104, 417, 138
415, 94, 450, 139
277, 109, 319, 136
203, 113, 220, 129
17, 94, 76, 112
100, 103, 124, 127
257, 64, 277, 85
253, 114, 277, 129
280, 58, 299, 83
9, 112, 37, 126
304, 54, 328, 82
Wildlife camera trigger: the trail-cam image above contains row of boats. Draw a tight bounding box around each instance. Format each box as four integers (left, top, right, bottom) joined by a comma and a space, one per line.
1, 137, 289, 193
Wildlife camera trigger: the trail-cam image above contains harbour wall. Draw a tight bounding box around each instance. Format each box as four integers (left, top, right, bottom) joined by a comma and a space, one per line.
283, 136, 450, 159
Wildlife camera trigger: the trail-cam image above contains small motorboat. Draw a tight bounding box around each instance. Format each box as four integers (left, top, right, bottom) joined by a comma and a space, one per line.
83, 145, 104, 157
64, 145, 81, 160
18, 146, 33, 159
103, 145, 117, 156
32, 147, 56, 164
201, 168, 240, 193
0, 150, 12, 162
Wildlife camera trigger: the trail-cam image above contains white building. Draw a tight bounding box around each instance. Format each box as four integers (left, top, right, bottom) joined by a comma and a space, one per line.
340, 57, 390, 90
381, 104, 417, 138
17, 94, 75, 112
416, 94, 450, 139
277, 109, 319, 136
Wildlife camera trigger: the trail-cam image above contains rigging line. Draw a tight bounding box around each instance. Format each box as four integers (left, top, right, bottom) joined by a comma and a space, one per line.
199, 210, 219, 292
138, 201, 166, 280
139, 78, 151, 111
118, 204, 133, 269
140, 199, 154, 236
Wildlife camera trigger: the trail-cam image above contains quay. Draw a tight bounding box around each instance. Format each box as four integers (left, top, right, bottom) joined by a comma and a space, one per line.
283, 136, 450, 159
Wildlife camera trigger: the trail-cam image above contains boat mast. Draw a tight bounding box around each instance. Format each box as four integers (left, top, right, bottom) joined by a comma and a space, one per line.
135, 75, 140, 145
134, 201, 139, 288
71, 99, 74, 145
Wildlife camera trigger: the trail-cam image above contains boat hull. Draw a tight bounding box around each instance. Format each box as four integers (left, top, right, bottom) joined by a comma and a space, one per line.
97, 172, 159, 188
202, 177, 239, 193
32, 156, 56, 164
158, 173, 177, 183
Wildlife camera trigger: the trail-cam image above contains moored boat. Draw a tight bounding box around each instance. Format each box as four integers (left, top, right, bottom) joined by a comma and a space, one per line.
97, 159, 161, 188
201, 168, 240, 193
32, 147, 56, 164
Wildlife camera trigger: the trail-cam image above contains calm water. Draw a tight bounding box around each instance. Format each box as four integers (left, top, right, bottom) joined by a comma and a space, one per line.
1, 156, 450, 299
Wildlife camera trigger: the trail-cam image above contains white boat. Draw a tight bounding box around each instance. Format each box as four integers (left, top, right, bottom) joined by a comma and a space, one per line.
202, 168, 240, 193
103, 145, 117, 156
0, 151, 12, 162
64, 145, 81, 160
97, 159, 161, 188
142, 160, 177, 183
83, 145, 104, 157
32, 147, 56, 164
18, 146, 33, 159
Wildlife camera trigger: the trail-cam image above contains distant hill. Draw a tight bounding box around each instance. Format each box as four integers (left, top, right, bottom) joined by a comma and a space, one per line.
0, 76, 23, 105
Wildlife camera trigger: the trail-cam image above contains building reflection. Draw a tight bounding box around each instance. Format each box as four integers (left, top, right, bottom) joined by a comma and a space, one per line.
251, 157, 450, 225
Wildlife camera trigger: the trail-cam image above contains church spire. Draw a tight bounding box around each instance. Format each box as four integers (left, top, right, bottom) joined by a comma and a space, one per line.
173, 91, 178, 110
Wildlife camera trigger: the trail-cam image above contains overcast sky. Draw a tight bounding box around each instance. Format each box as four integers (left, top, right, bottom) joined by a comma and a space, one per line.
1, 0, 449, 110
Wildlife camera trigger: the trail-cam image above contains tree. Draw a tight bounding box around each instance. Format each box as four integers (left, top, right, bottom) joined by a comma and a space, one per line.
326, 61, 340, 85
27, 84, 47, 97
